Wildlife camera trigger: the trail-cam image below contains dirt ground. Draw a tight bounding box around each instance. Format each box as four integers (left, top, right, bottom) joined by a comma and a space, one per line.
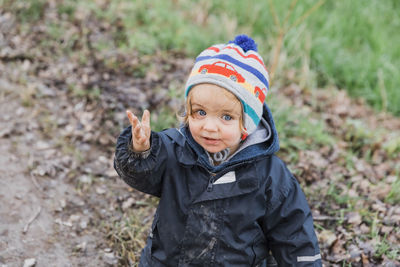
0, 89, 97, 266
0, 75, 131, 266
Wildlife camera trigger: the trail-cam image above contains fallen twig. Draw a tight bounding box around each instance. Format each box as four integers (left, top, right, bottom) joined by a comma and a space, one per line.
30, 173, 50, 197
23, 206, 42, 234
313, 215, 341, 221
30, 173, 43, 192
0, 54, 34, 62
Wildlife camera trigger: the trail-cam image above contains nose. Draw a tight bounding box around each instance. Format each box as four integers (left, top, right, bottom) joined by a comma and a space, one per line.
203, 117, 218, 132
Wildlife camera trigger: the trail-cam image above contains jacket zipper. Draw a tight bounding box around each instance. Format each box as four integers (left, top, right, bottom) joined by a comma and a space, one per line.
207, 172, 216, 191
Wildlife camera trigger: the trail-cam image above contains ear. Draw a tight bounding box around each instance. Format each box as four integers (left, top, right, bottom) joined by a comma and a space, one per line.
241, 128, 248, 140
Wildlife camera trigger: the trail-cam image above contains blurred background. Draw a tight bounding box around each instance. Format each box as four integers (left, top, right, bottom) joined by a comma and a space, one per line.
0, 0, 399, 266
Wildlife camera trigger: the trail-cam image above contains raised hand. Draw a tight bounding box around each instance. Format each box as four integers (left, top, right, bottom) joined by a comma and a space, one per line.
126, 109, 151, 152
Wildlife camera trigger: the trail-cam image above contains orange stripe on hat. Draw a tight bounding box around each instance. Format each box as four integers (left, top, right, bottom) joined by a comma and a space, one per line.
206, 46, 268, 72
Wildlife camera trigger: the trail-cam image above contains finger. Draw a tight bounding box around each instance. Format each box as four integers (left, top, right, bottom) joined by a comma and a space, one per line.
142, 110, 150, 127
126, 110, 134, 125
126, 110, 140, 129
126, 110, 134, 123
142, 110, 151, 135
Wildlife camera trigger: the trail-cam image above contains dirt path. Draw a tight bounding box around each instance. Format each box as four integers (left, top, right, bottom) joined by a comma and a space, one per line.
0, 140, 75, 266
0, 87, 107, 266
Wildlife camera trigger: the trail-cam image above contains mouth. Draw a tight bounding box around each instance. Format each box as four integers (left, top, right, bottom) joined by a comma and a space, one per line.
202, 136, 220, 144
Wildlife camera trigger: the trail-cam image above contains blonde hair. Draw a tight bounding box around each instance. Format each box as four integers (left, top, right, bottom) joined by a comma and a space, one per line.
181, 85, 246, 134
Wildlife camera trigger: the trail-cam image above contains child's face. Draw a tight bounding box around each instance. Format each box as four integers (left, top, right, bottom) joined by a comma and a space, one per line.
188, 83, 243, 154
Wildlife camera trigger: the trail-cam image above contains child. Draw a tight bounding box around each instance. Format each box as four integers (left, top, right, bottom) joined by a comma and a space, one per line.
114, 35, 322, 266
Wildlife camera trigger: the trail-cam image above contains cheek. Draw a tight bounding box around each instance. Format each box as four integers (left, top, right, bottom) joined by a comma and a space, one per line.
188, 119, 199, 133
229, 132, 242, 142
222, 125, 242, 142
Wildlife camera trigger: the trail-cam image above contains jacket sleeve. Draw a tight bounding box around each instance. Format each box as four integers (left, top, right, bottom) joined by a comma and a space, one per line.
264, 159, 322, 266
114, 126, 169, 197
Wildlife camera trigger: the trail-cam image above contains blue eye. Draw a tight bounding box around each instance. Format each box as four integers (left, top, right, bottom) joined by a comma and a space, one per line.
222, 115, 232, 121
197, 110, 206, 116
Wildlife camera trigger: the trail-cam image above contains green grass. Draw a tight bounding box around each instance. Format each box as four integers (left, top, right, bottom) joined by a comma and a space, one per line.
385, 172, 400, 204
12, 0, 46, 23
4, 0, 399, 115
307, 1, 400, 115
383, 135, 400, 157
104, 197, 158, 266
375, 235, 399, 261
269, 94, 334, 157
151, 106, 179, 132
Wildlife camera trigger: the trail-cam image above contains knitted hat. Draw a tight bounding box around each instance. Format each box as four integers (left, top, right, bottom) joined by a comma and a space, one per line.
185, 34, 270, 138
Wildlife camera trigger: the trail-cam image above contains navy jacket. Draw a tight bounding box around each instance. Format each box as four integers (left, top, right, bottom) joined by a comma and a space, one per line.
114, 104, 321, 266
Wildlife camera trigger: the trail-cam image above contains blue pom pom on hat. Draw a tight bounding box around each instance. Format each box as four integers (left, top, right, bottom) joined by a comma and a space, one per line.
185, 34, 270, 138
228, 34, 258, 52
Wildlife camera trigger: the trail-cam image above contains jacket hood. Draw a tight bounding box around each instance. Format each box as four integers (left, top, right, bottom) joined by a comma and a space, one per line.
181, 103, 279, 172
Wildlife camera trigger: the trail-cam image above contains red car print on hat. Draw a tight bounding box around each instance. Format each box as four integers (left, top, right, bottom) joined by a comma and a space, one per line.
254, 86, 267, 103
199, 61, 245, 83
